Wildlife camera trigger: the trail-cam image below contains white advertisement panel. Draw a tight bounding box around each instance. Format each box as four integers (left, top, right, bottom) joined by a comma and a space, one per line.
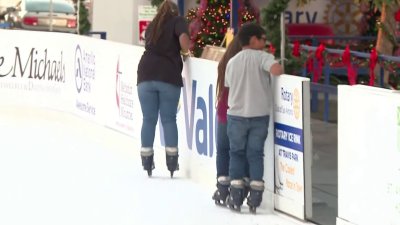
103, 45, 144, 138
338, 85, 400, 225
178, 58, 218, 182
0, 29, 314, 215
273, 75, 311, 219
0, 30, 73, 112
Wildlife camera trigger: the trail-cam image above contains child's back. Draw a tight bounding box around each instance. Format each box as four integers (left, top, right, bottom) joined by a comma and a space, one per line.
225, 48, 275, 118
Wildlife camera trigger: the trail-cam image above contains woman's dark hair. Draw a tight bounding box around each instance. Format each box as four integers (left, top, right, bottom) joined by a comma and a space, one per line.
237, 22, 265, 46
148, 0, 179, 44
216, 36, 242, 103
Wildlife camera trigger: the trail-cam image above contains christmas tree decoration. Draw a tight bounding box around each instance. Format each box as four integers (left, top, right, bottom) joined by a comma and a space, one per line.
77, 0, 91, 34
341, 45, 357, 85
369, 47, 378, 86
150, 0, 164, 7
73, 0, 91, 34
187, 0, 259, 57
261, 0, 302, 74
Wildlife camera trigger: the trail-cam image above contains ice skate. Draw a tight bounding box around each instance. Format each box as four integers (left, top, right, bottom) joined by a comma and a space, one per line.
140, 147, 154, 177
227, 179, 245, 212
165, 147, 179, 178
247, 180, 264, 214
212, 176, 230, 206
243, 177, 250, 199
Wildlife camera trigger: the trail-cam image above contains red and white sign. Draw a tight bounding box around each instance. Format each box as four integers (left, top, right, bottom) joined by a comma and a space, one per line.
139, 20, 151, 45
137, 5, 157, 45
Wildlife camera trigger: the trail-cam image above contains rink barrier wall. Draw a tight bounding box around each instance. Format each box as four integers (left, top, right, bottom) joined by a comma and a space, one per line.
337, 85, 400, 225
0, 29, 311, 215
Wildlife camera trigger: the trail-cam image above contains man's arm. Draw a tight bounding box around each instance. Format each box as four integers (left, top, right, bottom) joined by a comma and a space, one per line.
270, 63, 283, 76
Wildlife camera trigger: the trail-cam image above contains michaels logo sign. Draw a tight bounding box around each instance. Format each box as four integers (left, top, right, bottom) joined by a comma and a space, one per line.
0, 47, 65, 82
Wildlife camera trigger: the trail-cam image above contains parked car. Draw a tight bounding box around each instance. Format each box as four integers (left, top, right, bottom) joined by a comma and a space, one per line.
6, 0, 77, 33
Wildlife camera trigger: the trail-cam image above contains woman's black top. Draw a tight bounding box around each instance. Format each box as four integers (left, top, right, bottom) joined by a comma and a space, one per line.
137, 16, 189, 87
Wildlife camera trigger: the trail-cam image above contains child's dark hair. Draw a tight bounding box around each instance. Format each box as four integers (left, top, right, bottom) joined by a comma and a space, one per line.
237, 23, 265, 46
216, 36, 242, 104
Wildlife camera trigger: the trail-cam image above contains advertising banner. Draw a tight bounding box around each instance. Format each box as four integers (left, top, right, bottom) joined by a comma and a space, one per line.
273, 75, 311, 220
103, 45, 144, 138
0, 30, 73, 112
0, 29, 316, 214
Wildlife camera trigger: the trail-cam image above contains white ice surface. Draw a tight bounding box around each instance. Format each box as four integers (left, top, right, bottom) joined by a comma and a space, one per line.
0, 107, 309, 225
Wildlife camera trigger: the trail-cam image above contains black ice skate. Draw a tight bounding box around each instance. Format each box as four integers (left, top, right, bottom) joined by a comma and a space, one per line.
212, 176, 230, 206
246, 180, 265, 214
140, 148, 154, 177
243, 177, 250, 199
165, 147, 179, 178
227, 179, 245, 212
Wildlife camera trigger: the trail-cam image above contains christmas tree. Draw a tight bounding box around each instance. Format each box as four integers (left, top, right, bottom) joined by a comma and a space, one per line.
77, 0, 91, 34
262, 0, 302, 75
73, 0, 91, 34
150, 0, 163, 7
187, 0, 259, 57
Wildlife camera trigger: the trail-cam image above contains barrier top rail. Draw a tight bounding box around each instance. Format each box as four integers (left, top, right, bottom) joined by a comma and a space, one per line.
288, 35, 378, 41
288, 39, 400, 122
296, 44, 400, 63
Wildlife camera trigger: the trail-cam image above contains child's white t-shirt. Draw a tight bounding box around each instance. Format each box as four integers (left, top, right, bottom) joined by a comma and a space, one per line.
225, 49, 277, 117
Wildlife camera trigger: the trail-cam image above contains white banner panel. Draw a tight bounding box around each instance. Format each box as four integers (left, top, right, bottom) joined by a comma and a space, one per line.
273, 74, 311, 220
0, 30, 313, 216
0, 30, 73, 112
338, 85, 400, 225
103, 45, 144, 138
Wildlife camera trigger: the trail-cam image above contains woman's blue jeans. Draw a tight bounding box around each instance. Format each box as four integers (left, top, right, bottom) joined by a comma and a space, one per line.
216, 121, 249, 178
137, 81, 181, 148
227, 115, 270, 181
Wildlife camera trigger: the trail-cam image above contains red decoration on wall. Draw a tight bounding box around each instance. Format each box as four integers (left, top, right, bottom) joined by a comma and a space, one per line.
341, 45, 357, 85
292, 41, 300, 57
369, 47, 378, 86
306, 57, 314, 74
269, 43, 276, 55
313, 43, 325, 82
395, 9, 400, 22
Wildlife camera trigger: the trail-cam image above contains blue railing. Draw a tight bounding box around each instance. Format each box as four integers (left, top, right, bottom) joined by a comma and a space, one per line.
86, 31, 107, 40
0, 22, 11, 29
288, 35, 400, 122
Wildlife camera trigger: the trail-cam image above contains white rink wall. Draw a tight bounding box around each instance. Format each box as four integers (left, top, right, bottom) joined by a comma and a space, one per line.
337, 85, 400, 225
0, 29, 278, 211
0, 29, 317, 216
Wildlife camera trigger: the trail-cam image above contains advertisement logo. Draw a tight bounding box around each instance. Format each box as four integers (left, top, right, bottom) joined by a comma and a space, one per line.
74, 44, 96, 115
74, 45, 83, 93
0, 47, 65, 82
0, 47, 65, 93
74, 45, 95, 94
277, 87, 301, 120
324, 0, 362, 36
115, 57, 134, 121
293, 88, 301, 120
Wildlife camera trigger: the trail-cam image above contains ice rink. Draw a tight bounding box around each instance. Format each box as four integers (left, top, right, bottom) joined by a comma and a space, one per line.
0, 106, 309, 225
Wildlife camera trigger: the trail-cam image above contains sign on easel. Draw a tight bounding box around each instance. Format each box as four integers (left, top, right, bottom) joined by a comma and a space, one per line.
273, 75, 312, 220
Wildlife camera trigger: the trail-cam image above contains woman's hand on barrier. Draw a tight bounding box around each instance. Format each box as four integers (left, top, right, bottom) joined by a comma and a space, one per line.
180, 50, 191, 62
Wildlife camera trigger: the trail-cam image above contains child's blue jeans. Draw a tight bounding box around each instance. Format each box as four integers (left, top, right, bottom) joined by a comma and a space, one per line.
227, 115, 270, 181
